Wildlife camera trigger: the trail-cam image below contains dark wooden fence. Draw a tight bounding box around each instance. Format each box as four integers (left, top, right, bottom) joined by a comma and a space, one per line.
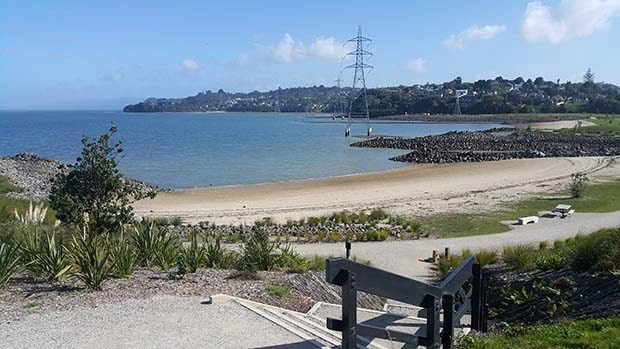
325, 256, 487, 348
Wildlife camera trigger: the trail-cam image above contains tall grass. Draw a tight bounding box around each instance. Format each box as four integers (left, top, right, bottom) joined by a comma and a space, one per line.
0, 241, 21, 288
19, 226, 71, 281
108, 230, 137, 278
502, 244, 537, 271
181, 232, 206, 273
68, 231, 112, 290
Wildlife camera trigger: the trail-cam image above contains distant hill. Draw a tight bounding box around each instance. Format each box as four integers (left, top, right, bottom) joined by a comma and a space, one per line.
123, 77, 620, 116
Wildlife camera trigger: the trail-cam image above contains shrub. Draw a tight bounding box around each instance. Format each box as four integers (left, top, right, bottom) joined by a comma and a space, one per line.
438, 255, 463, 278
205, 237, 225, 268
238, 229, 279, 272
538, 241, 549, 250
68, 231, 111, 290
133, 223, 160, 267
20, 227, 71, 281
535, 250, 571, 271
503, 244, 537, 271
553, 240, 565, 250
181, 232, 206, 273
407, 221, 422, 234
369, 208, 388, 222
569, 172, 589, 199
0, 241, 21, 288
365, 230, 379, 241
153, 233, 181, 271
49, 126, 157, 233
375, 230, 390, 241
171, 216, 183, 227
327, 231, 344, 242
475, 250, 499, 267
109, 230, 137, 278
305, 255, 327, 271
278, 244, 307, 273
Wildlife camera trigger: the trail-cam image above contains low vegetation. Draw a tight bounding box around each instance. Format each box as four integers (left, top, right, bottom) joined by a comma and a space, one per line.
459, 316, 620, 349
438, 227, 620, 279
424, 178, 620, 238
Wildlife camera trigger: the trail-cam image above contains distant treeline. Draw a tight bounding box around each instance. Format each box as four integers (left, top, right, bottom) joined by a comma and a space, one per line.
123, 76, 620, 116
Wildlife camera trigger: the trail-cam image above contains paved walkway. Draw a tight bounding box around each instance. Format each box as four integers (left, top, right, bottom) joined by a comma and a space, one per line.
294, 211, 620, 280
0, 296, 316, 349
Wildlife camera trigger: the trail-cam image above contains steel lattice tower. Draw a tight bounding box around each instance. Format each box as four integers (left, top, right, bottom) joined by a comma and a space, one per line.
344, 26, 373, 138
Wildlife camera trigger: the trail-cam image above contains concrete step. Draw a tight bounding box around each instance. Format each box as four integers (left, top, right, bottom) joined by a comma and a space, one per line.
310, 302, 470, 349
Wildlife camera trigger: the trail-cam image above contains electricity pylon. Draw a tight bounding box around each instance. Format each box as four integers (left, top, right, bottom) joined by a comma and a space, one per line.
344, 26, 373, 138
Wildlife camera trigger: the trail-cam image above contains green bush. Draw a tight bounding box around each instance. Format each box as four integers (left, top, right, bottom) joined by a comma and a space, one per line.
538, 241, 549, 250
475, 250, 499, 267
438, 255, 463, 278
20, 227, 71, 281
180, 232, 206, 273
369, 208, 388, 222
68, 232, 112, 290
535, 250, 571, 271
503, 244, 537, 270
327, 231, 344, 242
205, 237, 225, 268
238, 229, 279, 272
569, 172, 589, 199
277, 244, 307, 273
50, 126, 157, 233
153, 233, 180, 271
304, 255, 327, 271
0, 241, 21, 288
171, 216, 183, 227
109, 230, 137, 278
375, 230, 390, 241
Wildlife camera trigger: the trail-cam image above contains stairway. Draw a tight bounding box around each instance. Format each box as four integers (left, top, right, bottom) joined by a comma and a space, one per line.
210, 295, 470, 349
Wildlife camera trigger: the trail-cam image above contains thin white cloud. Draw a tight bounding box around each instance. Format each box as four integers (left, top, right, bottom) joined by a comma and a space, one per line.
309, 37, 351, 61
242, 33, 355, 64
407, 58, 428, 73
182, 58, 200, 72
522, 0, 620, 44
443, 24, 506, 49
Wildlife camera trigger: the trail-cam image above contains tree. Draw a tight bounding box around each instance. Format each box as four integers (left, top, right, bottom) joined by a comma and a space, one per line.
534, 77, 545, 86
49, 126, 156, 233
584, 68, 595, 83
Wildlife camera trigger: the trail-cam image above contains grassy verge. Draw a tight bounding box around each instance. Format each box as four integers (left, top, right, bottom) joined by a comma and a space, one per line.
0, 176, 56, 225
555, 115, 620, 137
459, 317, 620, 349
421, 179, 620, 238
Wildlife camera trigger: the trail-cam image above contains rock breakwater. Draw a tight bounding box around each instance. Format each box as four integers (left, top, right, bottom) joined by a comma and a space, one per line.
0, 153, 162, 201
351, 131, 620, 164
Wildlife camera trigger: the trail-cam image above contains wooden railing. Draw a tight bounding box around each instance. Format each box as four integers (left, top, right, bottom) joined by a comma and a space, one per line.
325, 256, 487, 349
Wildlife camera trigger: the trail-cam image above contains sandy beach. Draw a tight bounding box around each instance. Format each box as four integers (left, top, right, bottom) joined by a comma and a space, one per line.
133, 156, 618, 225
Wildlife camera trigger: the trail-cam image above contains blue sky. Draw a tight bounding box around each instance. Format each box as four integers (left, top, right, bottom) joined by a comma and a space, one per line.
1, 0, 619, 109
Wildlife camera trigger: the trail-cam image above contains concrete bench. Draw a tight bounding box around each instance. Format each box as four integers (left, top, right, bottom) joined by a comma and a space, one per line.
518, 216, 539, 225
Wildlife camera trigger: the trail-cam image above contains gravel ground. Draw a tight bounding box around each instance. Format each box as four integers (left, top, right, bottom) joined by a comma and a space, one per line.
0, 296, 314, 349
0, 268, 314, 322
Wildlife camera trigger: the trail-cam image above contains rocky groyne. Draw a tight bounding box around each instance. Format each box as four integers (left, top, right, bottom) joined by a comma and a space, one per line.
0, 153, 162, 201
352, 132, 620, 164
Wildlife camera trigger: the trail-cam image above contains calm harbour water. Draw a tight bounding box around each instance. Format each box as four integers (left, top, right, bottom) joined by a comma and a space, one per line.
0, 111, 500, 188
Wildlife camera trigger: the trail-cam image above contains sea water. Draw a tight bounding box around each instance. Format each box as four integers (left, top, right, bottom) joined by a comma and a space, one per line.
0, 111, 500, 188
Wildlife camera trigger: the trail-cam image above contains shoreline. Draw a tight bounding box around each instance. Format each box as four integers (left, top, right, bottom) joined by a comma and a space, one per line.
133, 156, 619, 225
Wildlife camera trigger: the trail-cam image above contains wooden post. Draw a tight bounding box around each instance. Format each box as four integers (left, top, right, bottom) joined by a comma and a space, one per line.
471, 263, 482, 331
481, 272, 488, 333
423, 295, 441, 348
341, 270, 357, 349
444, 247, 450, 258
345, 241, 351, 259
442, 294, 455, 349
432, 250, 438, 262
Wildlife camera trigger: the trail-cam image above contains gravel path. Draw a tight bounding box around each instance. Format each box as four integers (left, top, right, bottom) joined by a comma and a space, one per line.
294, 211, 620, 281
0, 296, 313, 349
